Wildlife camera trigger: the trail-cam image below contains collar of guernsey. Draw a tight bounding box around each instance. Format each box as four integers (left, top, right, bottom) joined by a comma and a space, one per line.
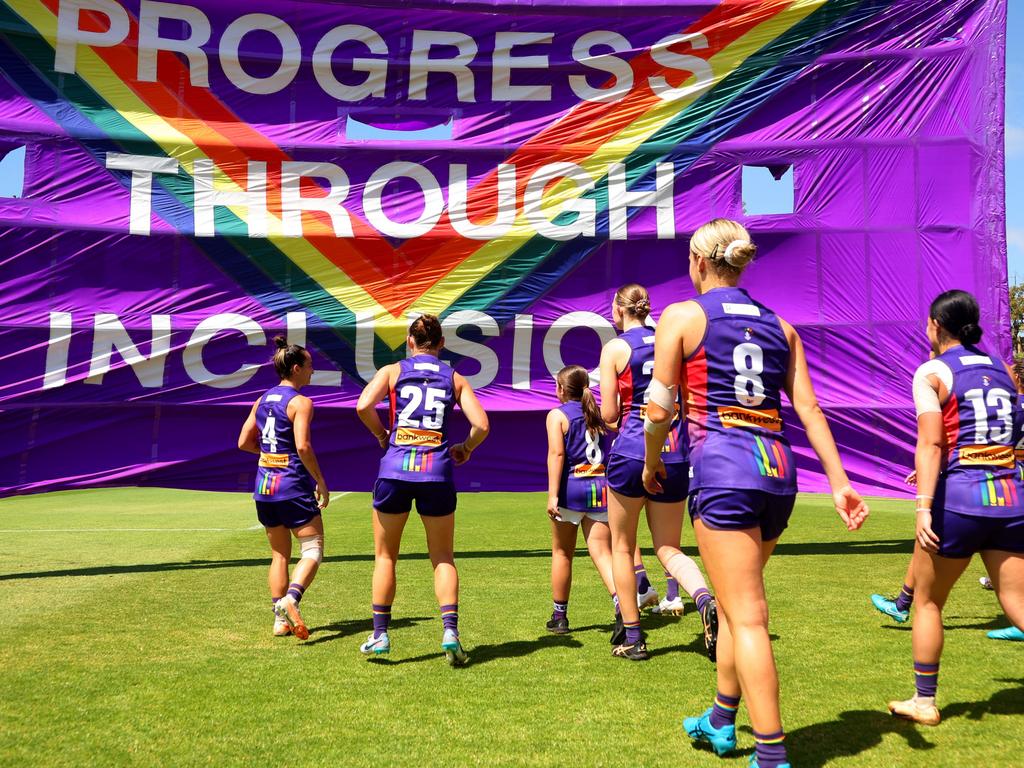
610, 325, 688, 463
685, 286, 796, 494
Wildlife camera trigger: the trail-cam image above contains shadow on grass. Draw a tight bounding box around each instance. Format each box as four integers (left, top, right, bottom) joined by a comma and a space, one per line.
467, 632, 583, 665
943, 677, 1024, 720
880, 615, 1008, 633
0, 539, 916, 581
784, 681, 1023, 767
785, 709, 935, 767
301, 616, 432, 646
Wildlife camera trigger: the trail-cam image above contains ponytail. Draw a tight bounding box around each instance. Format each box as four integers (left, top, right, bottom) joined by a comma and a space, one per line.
556, 364, 606, 437
579, 386, 605, 436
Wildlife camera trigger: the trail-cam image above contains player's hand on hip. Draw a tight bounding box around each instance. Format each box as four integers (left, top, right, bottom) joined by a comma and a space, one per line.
547, 495, 560, 520
642, 459, 666, 496
451, 443, 472, 465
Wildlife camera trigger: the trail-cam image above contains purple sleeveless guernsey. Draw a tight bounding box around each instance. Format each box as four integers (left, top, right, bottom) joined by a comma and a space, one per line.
610, 326, 687, 464
684, 287, 796, 494
558, 400, 609, 511
378, 354, 455, 483
936, 346, 1024, 517
253, 385, 316, 501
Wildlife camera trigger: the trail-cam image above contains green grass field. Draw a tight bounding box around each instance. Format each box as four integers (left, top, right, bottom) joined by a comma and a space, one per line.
0, 489, 1020, 767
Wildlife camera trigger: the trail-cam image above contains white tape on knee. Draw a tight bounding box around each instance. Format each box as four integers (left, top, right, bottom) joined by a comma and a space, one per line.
646, 377, 677, 412
299, 535, 323, 564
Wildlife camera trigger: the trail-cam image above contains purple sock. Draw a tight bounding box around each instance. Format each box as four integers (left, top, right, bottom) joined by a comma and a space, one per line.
664, 571, 679, 601
693, 587, 712, 614
709, 691, 740, 729
753, 730, 787, 768
372, 603, 391, 638
914, 661, 939, 698
286, 582, 305, 603
895, 584, 914, 612
634, 564, 651, 593
624, 620, 642, 645
552, 600, 568, 619
441, 603, 459, 635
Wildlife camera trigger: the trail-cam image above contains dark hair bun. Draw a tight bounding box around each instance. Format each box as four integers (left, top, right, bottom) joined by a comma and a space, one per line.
273, 335, 288, 350
958, 323, 982, 345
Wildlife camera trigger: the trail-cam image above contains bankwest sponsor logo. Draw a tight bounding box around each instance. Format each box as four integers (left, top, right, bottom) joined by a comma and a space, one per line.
395, 428, 443, 447
258, 452, 289, 468
959, 444, 1015, 468
718, 406, 783, 432
573, 463, 606, 478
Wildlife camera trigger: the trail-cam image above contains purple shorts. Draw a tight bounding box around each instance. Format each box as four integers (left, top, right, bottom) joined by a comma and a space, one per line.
689, 488, 795, 542
255, 495, 320, 529
606, 455, 689, 503
932, 508, 1024, 559
374, 479, 457, 517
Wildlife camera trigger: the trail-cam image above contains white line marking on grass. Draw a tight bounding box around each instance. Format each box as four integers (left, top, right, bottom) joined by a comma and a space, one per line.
0, 527, 259, 533
0, 493, 355, 533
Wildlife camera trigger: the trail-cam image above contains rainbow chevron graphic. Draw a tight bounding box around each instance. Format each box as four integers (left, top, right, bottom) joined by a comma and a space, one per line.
0, 0, 894, 378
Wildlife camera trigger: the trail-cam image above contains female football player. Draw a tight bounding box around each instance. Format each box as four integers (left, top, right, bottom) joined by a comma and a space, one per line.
355, 314, 489, 666
886, 290, 1024, 723
545, 364, 615, 633
238, 337, 329, 641
600, 284, 718, 661
644, 219, 868, 767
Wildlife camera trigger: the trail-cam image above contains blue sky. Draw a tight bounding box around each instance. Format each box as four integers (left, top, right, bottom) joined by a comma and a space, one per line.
2, 11, 1022, 282
1006, 2, 1024, 282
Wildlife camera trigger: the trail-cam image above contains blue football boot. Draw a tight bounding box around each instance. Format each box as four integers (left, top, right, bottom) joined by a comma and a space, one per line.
987, 625, 1024, 641
870, 593, 909, 623
683, 708, 736, 756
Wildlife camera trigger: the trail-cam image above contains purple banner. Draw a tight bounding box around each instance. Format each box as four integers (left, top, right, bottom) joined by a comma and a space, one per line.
0, 0, 1008, 496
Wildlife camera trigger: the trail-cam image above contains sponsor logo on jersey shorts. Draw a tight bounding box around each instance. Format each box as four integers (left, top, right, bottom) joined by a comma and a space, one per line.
573, 463, 606, 478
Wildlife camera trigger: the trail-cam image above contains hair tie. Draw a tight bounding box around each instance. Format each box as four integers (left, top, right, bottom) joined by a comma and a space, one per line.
723, 239, 749, 266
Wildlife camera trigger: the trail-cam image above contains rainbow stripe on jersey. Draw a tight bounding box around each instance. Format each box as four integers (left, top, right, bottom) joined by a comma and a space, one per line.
751, 436, 790, 480
257, 470, 282, 497
402, 448, 435, 474
979, 471, 1020, 508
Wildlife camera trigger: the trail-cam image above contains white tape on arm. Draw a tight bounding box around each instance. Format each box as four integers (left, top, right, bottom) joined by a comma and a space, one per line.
646, 377, 677, 412
912, 359, 952, 417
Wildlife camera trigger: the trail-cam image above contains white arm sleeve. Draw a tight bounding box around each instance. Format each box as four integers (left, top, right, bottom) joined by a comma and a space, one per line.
912, 359, 953, 417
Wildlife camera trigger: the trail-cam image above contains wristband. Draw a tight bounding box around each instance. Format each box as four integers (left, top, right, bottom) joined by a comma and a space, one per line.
915, 507, 931, 513
915, 494, 933, 500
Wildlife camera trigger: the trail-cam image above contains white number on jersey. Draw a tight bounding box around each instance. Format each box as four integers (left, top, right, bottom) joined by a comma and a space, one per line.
584, 430, 603, 464
642, 359, 655, 404
733, 343, 766, 407
397, 385, 447, 429
261, 414, 278, 452
964, 387, 1014, 444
